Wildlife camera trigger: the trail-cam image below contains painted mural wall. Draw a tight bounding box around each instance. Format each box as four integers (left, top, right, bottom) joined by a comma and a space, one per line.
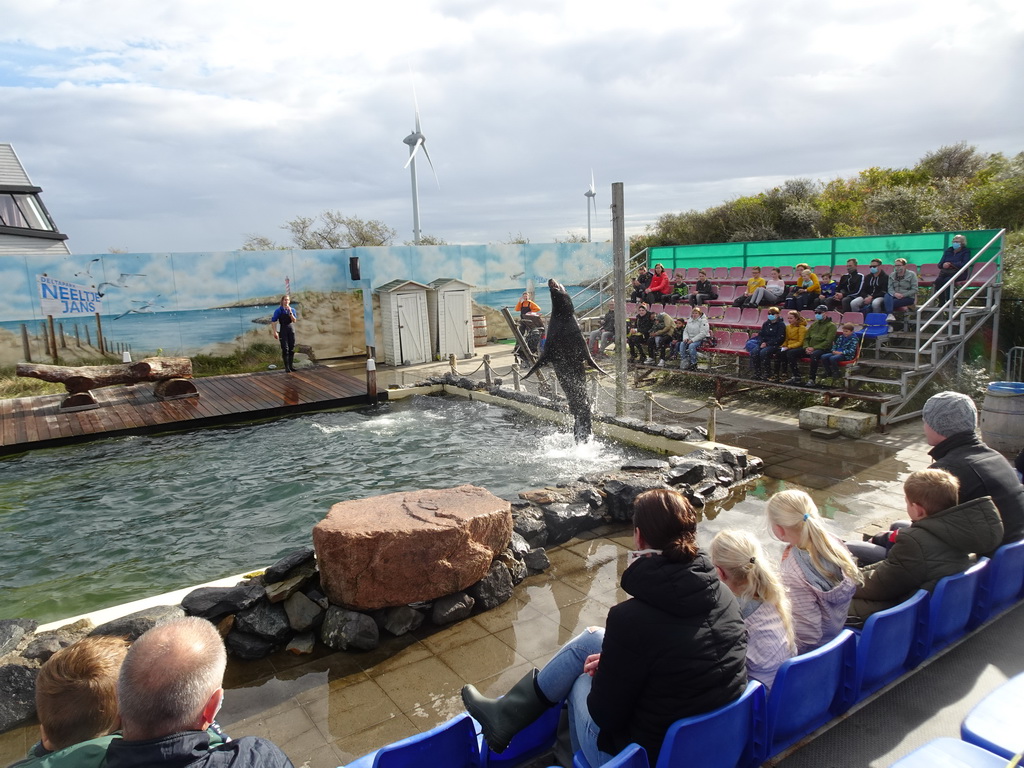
0, 242, 611, 365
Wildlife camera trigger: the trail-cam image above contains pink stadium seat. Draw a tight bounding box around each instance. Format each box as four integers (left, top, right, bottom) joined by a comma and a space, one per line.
842, 312, 864, 326
729, 267, 745, 280
714, 285, 737, 304
779, 266, 794, 279
721, 306, 743, 326
826, 311, 842, 325
800, 310, 816, 322
685, 268, 700, 281
739, 308, 761, 329
968, 261, 998, 285
713, 267, 730, 281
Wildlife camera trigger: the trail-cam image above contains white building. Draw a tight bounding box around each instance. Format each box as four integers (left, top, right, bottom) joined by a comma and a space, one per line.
0, 143, 70, 256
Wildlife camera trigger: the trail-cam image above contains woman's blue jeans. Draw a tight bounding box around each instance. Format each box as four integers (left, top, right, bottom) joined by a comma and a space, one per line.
536, 628, 613, 767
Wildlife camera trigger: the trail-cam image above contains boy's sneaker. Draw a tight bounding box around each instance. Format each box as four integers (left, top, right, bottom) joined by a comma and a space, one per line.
784, 377, 803, 386
886, 314, 896, 322
644, 357, 655, 365
656, 359, 665, 367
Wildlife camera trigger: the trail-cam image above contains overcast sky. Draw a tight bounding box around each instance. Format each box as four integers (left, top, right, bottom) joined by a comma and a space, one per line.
2, 0, 1022, 255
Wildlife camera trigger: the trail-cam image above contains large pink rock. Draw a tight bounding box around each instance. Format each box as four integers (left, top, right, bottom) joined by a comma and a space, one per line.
312, 485, 513, 611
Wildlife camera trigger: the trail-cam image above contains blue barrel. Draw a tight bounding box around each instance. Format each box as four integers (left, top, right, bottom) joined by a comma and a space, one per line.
980, 382, 1024, 456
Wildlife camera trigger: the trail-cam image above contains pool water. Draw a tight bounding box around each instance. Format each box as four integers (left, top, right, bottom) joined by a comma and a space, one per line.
0, 395, 655, 623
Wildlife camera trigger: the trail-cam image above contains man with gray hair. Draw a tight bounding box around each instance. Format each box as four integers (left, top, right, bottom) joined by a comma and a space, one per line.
105, 617, 293, 768
923, 391, 1024, 549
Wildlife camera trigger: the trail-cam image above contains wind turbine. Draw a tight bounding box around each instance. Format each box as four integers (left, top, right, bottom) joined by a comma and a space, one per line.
402, 83, 439, 245
584, 171, 597, 242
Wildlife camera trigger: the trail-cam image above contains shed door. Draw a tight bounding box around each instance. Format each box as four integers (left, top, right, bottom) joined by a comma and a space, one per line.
396, 292, 425, 365
443, 290, 470, 358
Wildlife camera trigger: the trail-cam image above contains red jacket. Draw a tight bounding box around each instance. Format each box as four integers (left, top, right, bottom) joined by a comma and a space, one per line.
648, 271, 671, 296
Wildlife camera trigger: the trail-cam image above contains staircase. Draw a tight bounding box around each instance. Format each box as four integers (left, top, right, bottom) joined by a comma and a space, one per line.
846, 231, 1004, 427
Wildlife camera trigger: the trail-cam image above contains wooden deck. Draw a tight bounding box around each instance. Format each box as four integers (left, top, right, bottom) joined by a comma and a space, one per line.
0, 366, 387, 456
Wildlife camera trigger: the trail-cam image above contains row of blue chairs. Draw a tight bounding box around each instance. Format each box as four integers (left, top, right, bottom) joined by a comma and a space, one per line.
341, 539, 1024, 768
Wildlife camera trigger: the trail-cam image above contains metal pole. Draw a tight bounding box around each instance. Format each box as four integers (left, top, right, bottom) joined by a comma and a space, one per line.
611, 182, 627, 416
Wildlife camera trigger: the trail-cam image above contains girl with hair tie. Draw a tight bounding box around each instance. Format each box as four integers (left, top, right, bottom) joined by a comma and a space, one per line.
462, 489, 747, 767
710, 530, 796, 691
766, 490, 861, 653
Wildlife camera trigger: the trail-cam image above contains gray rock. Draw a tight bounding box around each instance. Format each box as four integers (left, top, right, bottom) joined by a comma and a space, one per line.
90, 605, 184, 641
513, 508, 548, 549
431, 593, 475, 625
524, 548, 550, 571
691, 426, 709, 439
0, 619, 37, 657
467, 562, 513, 611
666, 460, 711, 486
662, 426, 692, 441
602, 478, 667, 522
225, 630, 277, 660
283, 591, 324, 633
181, 584, 265, 620
263, 547, 316, 583
235, 600, 292, 644
303, 588, 330, 610
381, 606, 425, 636
321, 607, 379, 651
22, 634, 68, 662
497, 550, 527, 586
508, 532, 531, 557
542, 503, 597, 545
579, 488, 604, 509
0, 665, 37, 732
286, 632, 316, 655
620, 458, 670, 471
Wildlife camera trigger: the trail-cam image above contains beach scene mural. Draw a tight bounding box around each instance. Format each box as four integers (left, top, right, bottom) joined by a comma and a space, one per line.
0, 242, 612, 365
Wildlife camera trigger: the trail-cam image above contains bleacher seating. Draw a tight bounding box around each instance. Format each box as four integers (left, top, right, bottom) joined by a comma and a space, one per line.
960, 671, 1024, 760
712, 285, 737, 305
909, 559, 989, 666
889, 738, 1010, 768
573, 742, 649, 768
344, 713, 481, 768
969, 540, 1024, 629
918, 263, 940, 286
482, 702, 562, 768
851, 589, 929, 702
713, 267, 729, 281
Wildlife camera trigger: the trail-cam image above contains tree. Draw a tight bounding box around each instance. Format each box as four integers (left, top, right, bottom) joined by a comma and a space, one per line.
916, 141, 986, 179
498, 232, 530, 244
242, 211, 397, 250
404, 234, 448, 245
555, 232, 590, 243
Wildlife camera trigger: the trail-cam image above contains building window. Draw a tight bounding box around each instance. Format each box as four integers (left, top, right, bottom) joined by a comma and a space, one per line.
0, 192, 57, 232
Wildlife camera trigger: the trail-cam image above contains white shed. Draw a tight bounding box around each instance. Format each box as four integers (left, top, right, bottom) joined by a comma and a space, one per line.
375, 279, 431, 366
427, 278, 475, 360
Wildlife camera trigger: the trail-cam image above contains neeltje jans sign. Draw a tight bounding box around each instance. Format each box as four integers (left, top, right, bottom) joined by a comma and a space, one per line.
37, 275, 104, 317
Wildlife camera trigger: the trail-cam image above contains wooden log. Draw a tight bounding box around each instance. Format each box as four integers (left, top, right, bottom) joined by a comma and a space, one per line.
16, 357, 194, 394
153, 378, 199, 400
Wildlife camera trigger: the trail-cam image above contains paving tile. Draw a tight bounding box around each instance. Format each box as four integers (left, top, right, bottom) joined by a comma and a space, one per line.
470, 596, 544, 634
0, 724, 31, 767
333, 713, 420, 765
359, 637, 435, 679
418, 616, 491, 655
303, 677, 399, 741
285, 741, 347, 768
437, 633, 528, 685
494, 612, 565, 665
373, 656, 467, 716
470, 659, 535, 697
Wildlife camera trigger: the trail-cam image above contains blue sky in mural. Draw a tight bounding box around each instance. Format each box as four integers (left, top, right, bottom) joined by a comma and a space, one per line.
2, 1, 1022, 254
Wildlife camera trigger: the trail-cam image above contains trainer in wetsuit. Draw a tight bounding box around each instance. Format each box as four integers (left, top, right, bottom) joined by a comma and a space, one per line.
271, 294, 298, 372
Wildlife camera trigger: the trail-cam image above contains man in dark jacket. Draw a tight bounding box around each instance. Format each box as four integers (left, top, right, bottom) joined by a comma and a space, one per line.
850, 259, 889, 314
105, 618, 293, 768
924, 391, 1024, 550
829, 259, 866, 312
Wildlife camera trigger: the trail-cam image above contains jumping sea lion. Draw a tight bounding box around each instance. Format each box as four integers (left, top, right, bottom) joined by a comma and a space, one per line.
523, 279, 608, 442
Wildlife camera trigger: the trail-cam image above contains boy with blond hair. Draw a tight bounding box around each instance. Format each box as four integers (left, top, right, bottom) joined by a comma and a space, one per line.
10, 635, 130, 768
849, 469, 1003, 622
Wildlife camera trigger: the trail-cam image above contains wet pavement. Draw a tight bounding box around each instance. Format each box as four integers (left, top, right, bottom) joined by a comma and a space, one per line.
0, 345, 941, 768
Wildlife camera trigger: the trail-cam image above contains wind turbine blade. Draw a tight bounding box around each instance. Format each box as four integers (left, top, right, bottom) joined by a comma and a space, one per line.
403, 139, 424, 169
422, 145, 440, 189
589, 169, 595, 194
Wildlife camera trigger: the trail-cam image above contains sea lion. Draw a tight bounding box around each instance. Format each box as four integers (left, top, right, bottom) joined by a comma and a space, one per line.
523, 279, 608, 442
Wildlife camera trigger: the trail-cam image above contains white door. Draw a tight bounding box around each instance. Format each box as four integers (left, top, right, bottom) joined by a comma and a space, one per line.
396, 292, 426, 365
443, 291, 470, 358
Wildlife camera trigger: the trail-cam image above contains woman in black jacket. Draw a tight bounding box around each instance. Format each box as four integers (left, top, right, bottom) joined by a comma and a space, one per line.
462, 489, 747, 766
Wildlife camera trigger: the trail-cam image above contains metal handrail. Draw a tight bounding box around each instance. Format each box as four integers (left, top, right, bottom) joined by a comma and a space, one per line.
570, 248, 648, 319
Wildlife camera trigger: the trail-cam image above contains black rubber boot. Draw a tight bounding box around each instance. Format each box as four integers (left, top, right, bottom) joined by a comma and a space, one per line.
461, 669, 553, 754
287, 351, 295, 372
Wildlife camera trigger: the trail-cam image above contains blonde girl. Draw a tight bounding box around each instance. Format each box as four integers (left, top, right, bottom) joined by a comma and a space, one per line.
766, 490, 861, 653
711, 530, 796, 691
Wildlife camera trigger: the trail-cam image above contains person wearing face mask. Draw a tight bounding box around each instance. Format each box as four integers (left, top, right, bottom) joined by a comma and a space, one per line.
679, 307, 710, 371
801, 305, 838, 388
884, 258, 919, 323
849, 259, 889, 314
748, 306, 786, 381
627, 304, 655, 362
933, 234, 971, 303
828, 260, 866, 312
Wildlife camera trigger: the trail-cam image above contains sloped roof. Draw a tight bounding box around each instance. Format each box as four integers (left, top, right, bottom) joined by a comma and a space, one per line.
428, 277, 474, 290
375, 279, 431, 293
0, 143, 70, 255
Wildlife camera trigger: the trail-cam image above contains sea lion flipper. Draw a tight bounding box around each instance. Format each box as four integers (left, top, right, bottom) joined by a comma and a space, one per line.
581, 345, 609, 375
521, 349, 549, 380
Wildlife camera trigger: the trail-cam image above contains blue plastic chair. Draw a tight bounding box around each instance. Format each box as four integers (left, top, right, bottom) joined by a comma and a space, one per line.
857, 312, 889, 341
654, 679, 767, 768
851, 589, 929, 702
969, 540, 1024, 629
573, 743, 649, 768
909, 559, 989, 666
343, 713, 482, 768
961, 671, 1024, 760
481, 702, 563, 768
765, 629, 857, 759
889, 737, 1011, 767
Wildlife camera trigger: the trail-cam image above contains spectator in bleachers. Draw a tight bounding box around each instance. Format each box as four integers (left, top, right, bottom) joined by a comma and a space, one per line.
813, 322, 858, 384
850, 259, 889, 314
588, 300, 615, 356
884, 258, 918, 322
647, 308, 675, 365
630, 264, 652, 303
689, 270, 718, 306
679, 306, 710, 371
933, 234, 971, 302
669, 273, 688, 304
818, 272, 838, 303
710, 529, 796, 692
748, 306, 786, 381
788, 269, 821, 311
800, 304, 838, 388
848, 469, 1002, 623
753, 267, 786, 307
9, 636, 129, 768
829, 259, 866, 312
659, 318, 686, 367
766, 490, 860, 653
644, 263, 672, 306
773, 311, 807, 383
734, 266, 766, 308
627, 303, 654, 362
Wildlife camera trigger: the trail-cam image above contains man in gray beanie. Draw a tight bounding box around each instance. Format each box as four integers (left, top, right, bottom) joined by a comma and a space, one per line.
924, 391, 1024, 550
